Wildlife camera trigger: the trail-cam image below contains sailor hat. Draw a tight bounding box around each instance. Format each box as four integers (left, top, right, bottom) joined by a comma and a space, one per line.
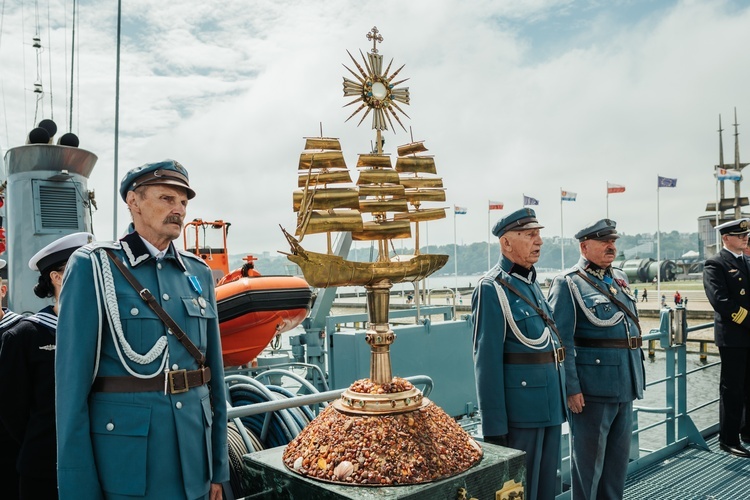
119, 159, 195, 201
716, 218, 750, 236
29, 232, 94, 274
575, 219, 620, 242
0, 259, 6, 270
492, 208, 544, 238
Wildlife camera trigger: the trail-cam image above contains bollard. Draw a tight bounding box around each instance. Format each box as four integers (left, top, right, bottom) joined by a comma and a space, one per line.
648, 339, 656, 360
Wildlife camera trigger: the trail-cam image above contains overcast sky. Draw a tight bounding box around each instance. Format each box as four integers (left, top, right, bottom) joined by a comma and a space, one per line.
1, 0, 749, 257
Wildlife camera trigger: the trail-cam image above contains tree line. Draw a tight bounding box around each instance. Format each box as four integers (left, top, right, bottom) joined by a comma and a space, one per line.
231, 231, 700, 276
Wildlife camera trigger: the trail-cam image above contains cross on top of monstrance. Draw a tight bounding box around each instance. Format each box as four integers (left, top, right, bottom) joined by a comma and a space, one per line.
366, 26, 383, 53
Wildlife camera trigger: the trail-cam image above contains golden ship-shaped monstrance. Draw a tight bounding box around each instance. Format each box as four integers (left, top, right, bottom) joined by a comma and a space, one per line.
280, 27, 481, 486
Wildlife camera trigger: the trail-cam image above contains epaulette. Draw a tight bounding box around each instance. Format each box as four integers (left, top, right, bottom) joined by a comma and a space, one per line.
177, 249, 210, 266
611, 266, 628, 282
77, 240, 120, 254
480, 266, 502, 283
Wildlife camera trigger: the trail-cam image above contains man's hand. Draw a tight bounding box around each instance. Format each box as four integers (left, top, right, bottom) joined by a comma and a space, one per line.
210, 483, 222, 500
568, 393, 585, 414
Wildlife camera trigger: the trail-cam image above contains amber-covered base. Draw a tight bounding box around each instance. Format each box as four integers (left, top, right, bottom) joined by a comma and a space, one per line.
282, 401, 483, 486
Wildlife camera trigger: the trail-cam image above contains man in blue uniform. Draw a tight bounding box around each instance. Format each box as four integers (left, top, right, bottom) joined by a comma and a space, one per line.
472, 208, 566, 500
703, 218, 750, 458
548, 219, 645, 499
56, 160, 229, 499
0, 259, 25, 499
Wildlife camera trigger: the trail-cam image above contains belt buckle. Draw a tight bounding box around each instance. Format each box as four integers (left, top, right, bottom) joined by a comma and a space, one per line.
628, 337, 639, 349
168, 369, 189, 394
556, 347, 566, 363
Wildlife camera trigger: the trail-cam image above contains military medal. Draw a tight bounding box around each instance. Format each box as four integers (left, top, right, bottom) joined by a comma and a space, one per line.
198, 297, 207, 308
603, 275, 618, 295
741, 289, 746, 296
188, 275, 202, 294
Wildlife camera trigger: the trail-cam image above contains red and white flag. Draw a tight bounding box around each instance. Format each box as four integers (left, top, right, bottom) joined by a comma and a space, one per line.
607, 182, 625, 194
488, 200, 504, 210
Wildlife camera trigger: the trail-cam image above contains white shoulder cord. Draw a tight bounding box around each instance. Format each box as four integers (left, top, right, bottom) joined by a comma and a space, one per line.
92, 249, 169, 378
565, 275, 624, 328
493, 280, 551, 350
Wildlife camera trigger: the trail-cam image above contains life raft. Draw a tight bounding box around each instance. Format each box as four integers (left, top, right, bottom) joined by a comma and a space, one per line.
215, 275, 312, 366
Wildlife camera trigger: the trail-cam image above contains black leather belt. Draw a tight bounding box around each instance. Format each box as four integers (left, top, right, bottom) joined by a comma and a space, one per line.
504, 350, 563, 364
92, 367, 211, 394
574, 337, 642, 349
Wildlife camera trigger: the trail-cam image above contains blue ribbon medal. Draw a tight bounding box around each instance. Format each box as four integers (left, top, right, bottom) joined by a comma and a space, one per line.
602, 274, 617, 295
187, 275, 202, 295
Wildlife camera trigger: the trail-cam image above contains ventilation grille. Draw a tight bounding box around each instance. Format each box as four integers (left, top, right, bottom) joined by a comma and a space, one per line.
33, 181, 83, 232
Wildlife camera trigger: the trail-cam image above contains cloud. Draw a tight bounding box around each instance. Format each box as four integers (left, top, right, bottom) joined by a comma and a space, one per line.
1, 0, 749, 260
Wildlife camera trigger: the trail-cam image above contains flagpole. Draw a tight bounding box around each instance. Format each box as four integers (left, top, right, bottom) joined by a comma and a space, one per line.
487, 201, 491, 272
425, 222, 430, 299
657, 177, 661, 306
453, 208, 459, 299
606, 182, 609, 218
560, 188, 565, 271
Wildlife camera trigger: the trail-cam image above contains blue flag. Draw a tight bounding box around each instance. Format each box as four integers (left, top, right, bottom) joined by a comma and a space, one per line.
658, 176, 677, 188
523, 195, 539, 206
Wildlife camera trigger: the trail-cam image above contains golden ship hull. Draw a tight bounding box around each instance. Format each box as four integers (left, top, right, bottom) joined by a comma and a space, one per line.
281, 229, 447, 288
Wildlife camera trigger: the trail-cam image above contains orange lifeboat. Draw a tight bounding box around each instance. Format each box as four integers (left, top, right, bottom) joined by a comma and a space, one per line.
184, 220, 313, 366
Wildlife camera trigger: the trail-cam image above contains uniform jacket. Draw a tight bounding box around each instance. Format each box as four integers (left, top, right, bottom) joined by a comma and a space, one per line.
703, 248, 750, 348
548, 257, 645, 403
0, 306, 58, 478
0, 308, 24, 496
56, 231, 228, 499
472, 256, 566, 437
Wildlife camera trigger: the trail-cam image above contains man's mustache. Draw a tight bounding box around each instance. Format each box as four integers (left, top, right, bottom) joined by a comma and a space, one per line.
604, 249, 616, 255
164, 215, 183, 226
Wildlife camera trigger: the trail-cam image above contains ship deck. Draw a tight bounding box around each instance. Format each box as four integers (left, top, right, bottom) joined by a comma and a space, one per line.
624, 434, 750, 499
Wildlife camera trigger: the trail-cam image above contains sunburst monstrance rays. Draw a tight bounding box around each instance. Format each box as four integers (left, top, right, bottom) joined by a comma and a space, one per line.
342, 27, 410, 132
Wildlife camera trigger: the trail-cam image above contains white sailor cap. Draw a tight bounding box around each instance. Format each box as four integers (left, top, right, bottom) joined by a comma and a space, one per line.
716, 218, 750, 236
29, 232, 94, 273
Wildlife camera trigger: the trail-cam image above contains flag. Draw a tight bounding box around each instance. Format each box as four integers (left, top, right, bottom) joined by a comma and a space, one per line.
717, 168, 742, 181
454, 205, 467, 215
607, 182, 626, 194
658, 176, 677, 188
561, 190, 577, 201
488, 200, 504, 210
523, 195, 539, 206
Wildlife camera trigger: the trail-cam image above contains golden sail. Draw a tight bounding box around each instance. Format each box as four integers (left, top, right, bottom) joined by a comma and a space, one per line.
282, 136, 448, 288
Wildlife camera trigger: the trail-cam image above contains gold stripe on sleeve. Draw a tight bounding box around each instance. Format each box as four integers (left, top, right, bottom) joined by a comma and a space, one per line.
732, 307, 748, 324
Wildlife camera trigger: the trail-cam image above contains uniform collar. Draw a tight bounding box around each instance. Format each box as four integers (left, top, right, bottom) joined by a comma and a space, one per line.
0, 308, 22, 330
500, 255, 537, 283
722, 247, 743, 259
25, 304, 58, 332
119, 231, 187, 272
578, 256, 610, 280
